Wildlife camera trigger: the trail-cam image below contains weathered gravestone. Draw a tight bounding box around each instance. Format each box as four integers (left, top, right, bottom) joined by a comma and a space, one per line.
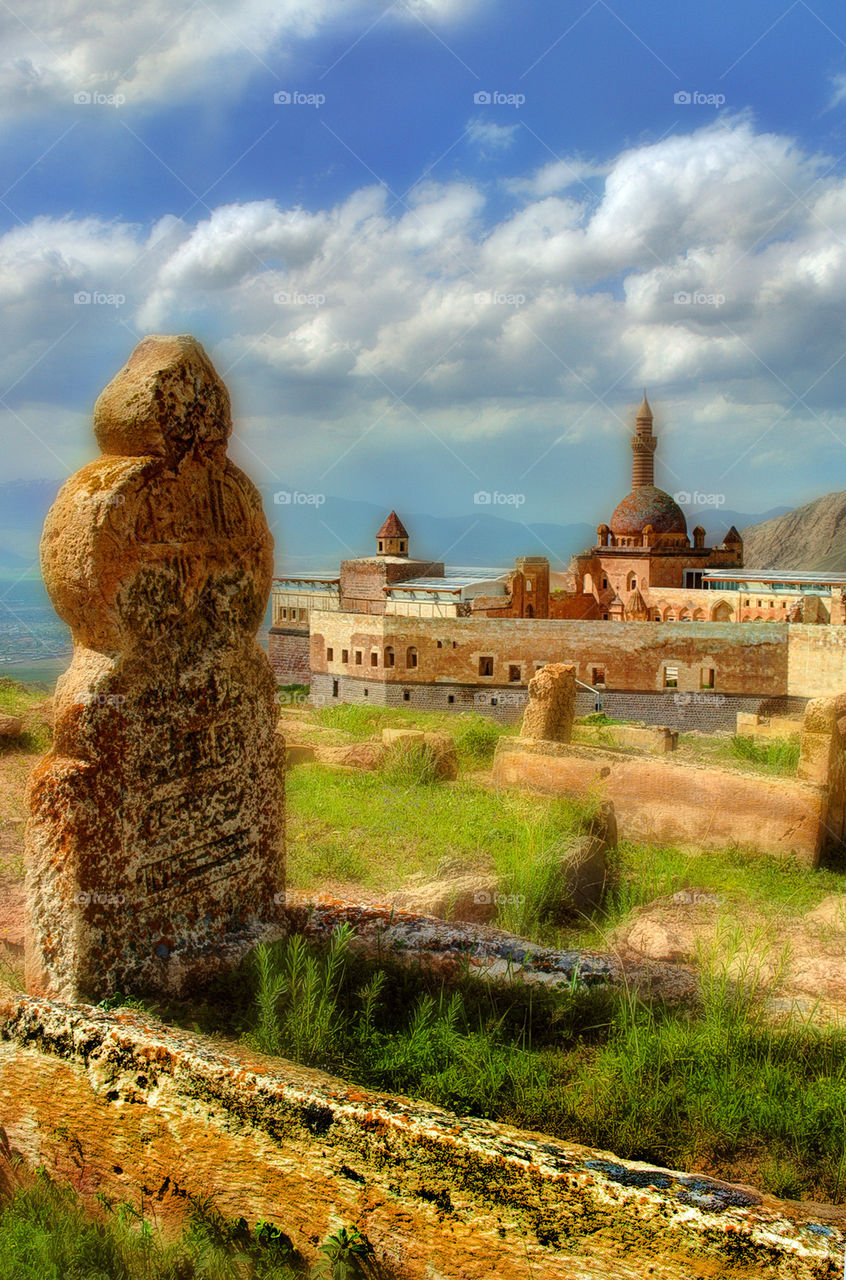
520, 663, 576, 743
25, 335, 285, 1002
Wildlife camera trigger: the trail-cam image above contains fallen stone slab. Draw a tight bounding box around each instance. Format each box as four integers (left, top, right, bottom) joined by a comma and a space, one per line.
1, 985, 842, 1279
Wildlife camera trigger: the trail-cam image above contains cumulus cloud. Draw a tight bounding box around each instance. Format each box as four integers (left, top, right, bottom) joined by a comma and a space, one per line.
4, 116, 846, 511
0, 0, 481, 110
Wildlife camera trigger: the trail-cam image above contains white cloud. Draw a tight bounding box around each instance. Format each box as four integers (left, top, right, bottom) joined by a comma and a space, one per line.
4, 117, 846, 513
465, 116, 519, 153
0, 0, 481, 110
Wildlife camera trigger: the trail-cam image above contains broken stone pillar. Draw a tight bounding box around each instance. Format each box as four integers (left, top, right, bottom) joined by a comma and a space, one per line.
520, 663, 576, 743
25, 335, 285, 1002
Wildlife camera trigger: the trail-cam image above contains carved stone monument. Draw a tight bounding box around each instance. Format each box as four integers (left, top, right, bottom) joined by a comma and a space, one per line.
25, 335, 285, 1002
520, 663, 576, 743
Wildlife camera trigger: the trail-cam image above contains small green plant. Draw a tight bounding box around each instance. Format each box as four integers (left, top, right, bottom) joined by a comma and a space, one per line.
0, 1171, 385, 1278
380, 740, 439, 786
315, 1226, 378, 1279
723, 734, 800, 775
252, 925, 354, 1067
453, 716, 503, 764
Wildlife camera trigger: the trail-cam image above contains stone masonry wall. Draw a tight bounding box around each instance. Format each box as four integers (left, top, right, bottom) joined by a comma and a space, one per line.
268, 627, 310, 683
309, 613, 793, 697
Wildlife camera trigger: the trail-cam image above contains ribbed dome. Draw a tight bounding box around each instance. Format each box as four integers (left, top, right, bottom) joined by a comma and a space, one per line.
610, 486, 687, 537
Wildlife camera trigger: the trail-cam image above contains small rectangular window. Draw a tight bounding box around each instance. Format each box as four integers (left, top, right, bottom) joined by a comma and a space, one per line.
701, 667, 715, 689
508, 664, 520, 682
663, 665, 679, 689
326, 647, 334, 661
341, 649, 349, 664
371, 651, 378, 666
479, 656, 494, 677
355, 650, 363, 665
592, 667, 606, 686
403, 690, 410, 702
447, 694, 455, 704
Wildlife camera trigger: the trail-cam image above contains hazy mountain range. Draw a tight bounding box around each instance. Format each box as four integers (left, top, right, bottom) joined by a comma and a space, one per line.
0, 479, 791, 577
741, 492, 846, 572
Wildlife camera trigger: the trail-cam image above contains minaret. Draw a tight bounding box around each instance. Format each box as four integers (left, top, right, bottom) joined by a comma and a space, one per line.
630, 392, 656, 489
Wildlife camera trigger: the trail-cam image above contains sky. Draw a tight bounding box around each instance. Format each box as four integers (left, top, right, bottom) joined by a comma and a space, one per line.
3, 0, 846, 553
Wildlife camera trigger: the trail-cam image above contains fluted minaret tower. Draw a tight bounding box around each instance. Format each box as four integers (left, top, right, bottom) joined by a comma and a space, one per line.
630, 392, 656, 489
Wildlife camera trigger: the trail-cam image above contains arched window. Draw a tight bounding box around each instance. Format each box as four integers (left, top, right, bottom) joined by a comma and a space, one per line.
385, 646, 395, 667
627, 572, 637, 592
406, 646, 417, 669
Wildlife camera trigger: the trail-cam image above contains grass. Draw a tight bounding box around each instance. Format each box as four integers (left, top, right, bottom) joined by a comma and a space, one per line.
722, 734, 801, 776
0, 1170, 381, 1279
311, 702, 513, 770
286, 763, 844, 941
286, 764, 606, 933
242, 925, 846, 1204
0, 677, 52, 754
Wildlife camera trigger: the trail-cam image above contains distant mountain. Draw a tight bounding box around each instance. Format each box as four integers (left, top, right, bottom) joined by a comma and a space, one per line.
741, 492, 846, 571
675, 503, 791, 546
259, 489, 594, 572
0, 477, 804, 576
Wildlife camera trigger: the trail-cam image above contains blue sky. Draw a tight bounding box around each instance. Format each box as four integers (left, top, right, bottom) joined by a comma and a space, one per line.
4, 0, 846, 556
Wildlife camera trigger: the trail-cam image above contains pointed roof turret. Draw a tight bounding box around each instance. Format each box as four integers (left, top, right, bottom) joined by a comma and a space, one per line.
377, 511, 408, 539
636, 391, 653, 422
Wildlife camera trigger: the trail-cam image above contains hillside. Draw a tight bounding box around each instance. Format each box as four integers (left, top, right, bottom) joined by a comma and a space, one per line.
741, 491, 846, 571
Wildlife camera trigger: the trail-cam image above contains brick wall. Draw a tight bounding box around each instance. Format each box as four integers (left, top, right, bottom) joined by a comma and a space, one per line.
268, 627, 310, 683
309, 613, 793, 695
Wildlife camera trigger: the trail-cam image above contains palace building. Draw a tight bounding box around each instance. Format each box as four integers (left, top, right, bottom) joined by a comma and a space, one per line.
268, 398, 846, 726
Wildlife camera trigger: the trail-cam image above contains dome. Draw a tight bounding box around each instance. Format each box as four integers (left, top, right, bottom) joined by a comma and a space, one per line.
609, 486, 687, 538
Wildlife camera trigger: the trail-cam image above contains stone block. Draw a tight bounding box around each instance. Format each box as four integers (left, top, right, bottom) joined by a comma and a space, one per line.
382, 728, 425, 747
285, 743, 316, 766
0, 715, 23, 739
520, 662, 575, 742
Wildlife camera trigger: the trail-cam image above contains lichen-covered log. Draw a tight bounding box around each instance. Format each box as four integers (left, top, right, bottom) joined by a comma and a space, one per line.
1, 987, 843, 1279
